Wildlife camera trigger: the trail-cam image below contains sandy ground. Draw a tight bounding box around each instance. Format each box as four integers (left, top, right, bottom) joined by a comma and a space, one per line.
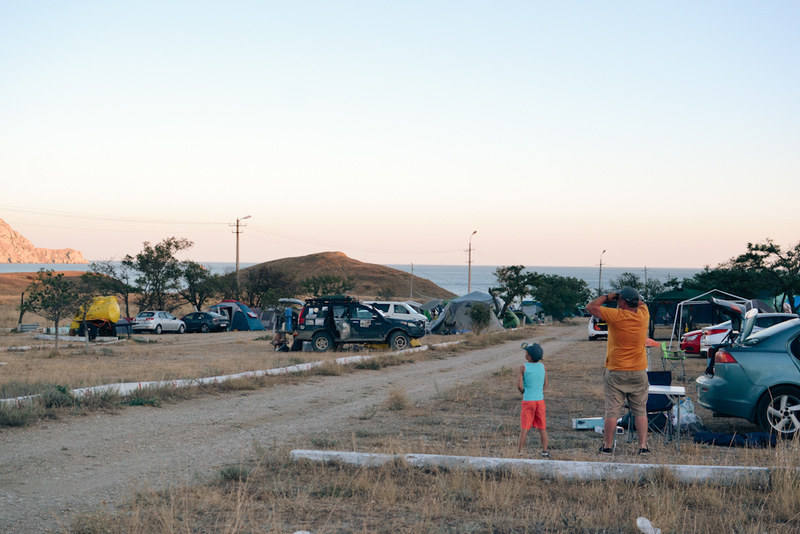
0, 324, 581, 533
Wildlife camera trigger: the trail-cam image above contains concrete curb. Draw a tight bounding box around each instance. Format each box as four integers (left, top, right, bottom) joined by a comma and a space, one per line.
290, 449, 784, 487
0, 340, 464, 406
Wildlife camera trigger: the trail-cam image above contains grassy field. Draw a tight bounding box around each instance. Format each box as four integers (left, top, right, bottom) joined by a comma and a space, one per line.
61, 332, 800, 533
1, 316, 792, 533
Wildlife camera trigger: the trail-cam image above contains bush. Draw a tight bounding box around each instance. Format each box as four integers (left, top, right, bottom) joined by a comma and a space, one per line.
466, 303, 493, 335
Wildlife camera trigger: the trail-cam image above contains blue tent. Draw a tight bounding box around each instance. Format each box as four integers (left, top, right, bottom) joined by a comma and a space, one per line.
207, 300, 266, 331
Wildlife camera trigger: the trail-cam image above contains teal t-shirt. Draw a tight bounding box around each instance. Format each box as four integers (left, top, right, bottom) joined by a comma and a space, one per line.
522, 362, 545, 402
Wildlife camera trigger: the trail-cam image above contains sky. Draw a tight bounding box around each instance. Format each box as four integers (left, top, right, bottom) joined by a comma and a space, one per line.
1, 1, 798, 269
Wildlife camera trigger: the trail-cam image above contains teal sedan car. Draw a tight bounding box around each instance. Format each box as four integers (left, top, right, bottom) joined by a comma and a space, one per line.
697, 310, 800, 438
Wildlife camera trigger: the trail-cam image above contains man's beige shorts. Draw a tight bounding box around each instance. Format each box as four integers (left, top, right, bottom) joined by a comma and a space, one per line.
603, 370, 649, 418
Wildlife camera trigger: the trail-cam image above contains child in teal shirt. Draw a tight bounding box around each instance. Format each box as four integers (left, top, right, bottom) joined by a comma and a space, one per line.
517, 342, 549, 457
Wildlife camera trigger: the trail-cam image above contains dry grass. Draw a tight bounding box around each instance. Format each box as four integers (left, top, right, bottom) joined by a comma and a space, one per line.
59, 321, 800, 532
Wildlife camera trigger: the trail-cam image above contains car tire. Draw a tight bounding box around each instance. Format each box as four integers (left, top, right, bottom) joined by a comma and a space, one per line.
756, 386, 800, 438
201, 324, 209, 333
155, 324, 162, 335
312, 332, 334, 352
389, 331, 410, 351
178, 324, 185, 334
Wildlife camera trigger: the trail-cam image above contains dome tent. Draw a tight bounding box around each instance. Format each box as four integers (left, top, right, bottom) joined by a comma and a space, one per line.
429, 291, 504, 335
207, 300, 266, 331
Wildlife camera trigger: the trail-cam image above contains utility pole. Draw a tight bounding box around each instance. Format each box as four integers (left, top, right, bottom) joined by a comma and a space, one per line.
468, 231, 477, 293
598, 249, 606, 297
231, 215, 251, 297
410, 263, 414, 299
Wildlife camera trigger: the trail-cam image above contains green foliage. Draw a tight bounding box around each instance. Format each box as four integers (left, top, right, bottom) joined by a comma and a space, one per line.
489, 265, 537, 319
534, 274, 591, 322
217, 465, 251, 483
40, 384, 75, 408
85, 260, 137, 317
301, 274, 355, 297
238, 266, 299, 309
733, 239, 800, 312
179, 260, 220, 311
123, 237, 193, 312
23, 269, 95, 351
466, 302, 493, 334
377, 287, 395, 300
608, 272, 664, 301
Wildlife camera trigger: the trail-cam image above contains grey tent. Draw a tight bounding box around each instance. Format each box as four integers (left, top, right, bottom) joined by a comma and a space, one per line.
429, 291, 504, 335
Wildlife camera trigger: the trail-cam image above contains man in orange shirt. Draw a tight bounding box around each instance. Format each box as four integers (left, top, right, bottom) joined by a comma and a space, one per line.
586, 286, 650, 454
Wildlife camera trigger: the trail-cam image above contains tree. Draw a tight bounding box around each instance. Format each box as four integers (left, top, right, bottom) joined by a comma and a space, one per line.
466, 302, 493, 335
301, 275, 355, 297
608, 272, 664, 302
86, 260, 136, 317
238, 266, 299, 309
22, 270, 94, 352
732, 239, 800, 313
179, 261, 220, 312
377, 287, 395, 300
489, 265, 537, 320
123, 237, 193, 313
682, 261, 771, 300
533, 274, 591, 322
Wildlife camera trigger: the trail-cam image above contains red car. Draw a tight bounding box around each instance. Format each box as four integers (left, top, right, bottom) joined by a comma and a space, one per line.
680, 329, 702, 354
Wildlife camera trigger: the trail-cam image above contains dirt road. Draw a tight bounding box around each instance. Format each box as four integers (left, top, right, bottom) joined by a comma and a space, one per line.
0, 325, 579, 533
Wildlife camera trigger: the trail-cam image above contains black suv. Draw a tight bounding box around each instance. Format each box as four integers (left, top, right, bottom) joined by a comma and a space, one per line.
297, 295, 426, 352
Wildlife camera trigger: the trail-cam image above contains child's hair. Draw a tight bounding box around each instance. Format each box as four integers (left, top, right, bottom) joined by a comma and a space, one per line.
521, 342, 543, 362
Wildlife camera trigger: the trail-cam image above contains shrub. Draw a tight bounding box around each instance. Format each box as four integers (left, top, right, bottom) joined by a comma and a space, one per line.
466, 303, 492, 335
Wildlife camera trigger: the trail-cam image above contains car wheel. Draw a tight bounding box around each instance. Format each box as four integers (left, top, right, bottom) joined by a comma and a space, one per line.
178, 324, 185, 334
155, 324, 162, 334
756, 386, 800, 438
201, 324, 209, 333
312, 332, 334, 352
389, 331, 410, 351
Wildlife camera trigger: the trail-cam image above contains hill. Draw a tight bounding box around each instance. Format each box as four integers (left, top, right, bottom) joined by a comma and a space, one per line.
0, 218, 86, 264
247, 251, 456, 302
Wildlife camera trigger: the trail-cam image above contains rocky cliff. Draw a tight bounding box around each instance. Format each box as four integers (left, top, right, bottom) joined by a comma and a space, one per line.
0, 218, 87, 263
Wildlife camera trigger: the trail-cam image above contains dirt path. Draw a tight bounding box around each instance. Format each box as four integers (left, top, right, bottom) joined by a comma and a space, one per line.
0, 325, 579, 533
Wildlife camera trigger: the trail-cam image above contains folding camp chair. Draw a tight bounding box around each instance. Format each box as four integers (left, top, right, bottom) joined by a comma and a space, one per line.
660, 341, 686, 381
626, 371, 675, 446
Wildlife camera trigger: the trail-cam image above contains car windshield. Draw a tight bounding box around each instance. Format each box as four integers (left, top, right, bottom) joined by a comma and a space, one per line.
137, 312, 154, 318
740, 318, 800, 346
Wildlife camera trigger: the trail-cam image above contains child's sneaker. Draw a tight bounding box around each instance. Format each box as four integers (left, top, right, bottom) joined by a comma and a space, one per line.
540, 451, 550, 458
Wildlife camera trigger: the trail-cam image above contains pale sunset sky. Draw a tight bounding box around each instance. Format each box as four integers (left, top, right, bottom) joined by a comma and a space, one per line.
1, 1, 798, 269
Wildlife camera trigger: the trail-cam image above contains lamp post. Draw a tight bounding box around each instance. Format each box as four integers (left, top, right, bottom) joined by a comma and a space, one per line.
468, 231, 477, 293
598, 249, 606, 297
233, 215, 251, 296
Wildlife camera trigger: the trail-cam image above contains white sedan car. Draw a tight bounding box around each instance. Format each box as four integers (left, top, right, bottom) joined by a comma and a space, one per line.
699, 312, 797, 355
132, 311, 186, 334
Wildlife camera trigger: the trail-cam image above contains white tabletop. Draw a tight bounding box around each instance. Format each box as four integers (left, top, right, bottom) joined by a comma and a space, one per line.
648, 385, 686, 396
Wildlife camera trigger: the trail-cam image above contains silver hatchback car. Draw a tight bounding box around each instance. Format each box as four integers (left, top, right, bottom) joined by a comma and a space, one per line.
132, 311, 186, 334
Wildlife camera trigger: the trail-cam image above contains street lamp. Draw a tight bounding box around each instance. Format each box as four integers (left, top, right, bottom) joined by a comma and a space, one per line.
468, 231, 477, 293
233, 215, 251, 296
598, 249, 606, 297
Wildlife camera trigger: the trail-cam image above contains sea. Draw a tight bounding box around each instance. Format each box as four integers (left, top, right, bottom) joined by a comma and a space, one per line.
0, 262, 702, 298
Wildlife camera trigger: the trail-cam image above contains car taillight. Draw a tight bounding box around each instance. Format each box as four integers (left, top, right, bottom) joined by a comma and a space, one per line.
705, 328, 728, 336
594, 324, 602, 331
298, 309, 307, 325
715, 349, 738, 364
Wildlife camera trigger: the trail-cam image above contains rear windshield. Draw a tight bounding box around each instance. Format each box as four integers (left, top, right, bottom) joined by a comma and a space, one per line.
742, 318, 800, 345
137, 312, 154, 318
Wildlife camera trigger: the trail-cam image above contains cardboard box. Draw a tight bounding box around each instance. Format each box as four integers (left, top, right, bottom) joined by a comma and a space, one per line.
572, 417, 604, 430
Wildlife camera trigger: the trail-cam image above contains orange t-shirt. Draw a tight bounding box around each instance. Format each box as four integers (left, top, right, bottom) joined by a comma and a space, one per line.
600, 304, 649, 371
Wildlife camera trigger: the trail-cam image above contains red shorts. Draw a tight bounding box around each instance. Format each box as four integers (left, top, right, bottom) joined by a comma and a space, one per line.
520, 400, 546, 430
